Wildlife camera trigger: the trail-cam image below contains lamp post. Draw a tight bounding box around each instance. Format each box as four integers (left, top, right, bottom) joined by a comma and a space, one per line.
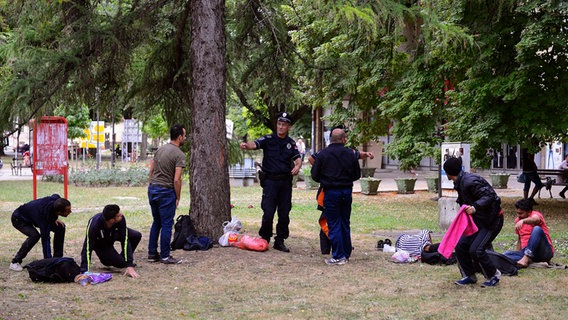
436, 126, 444, 200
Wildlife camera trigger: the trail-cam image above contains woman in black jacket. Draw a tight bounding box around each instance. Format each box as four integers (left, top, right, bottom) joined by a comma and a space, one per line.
443, 157, 504, 287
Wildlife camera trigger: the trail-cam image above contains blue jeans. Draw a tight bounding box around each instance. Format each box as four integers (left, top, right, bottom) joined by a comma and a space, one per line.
148, 185, 177, 259
504, 226, 553, 262
523, 171, 543, 192
323, 188, 353, 260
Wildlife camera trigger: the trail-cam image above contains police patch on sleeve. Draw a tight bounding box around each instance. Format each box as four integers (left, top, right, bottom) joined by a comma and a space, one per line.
287, 143, 292, 149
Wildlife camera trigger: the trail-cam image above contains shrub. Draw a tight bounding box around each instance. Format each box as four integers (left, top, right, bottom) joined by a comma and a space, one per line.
43, 166, 150, 187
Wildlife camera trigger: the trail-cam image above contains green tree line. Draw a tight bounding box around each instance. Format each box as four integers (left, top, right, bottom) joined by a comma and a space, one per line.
2, 1, 567, 169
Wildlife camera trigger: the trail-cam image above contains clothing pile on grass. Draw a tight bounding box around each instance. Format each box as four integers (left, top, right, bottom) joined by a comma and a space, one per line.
218, 217, 268, 252
386, 229, 457, 265
171, 214, 214, 251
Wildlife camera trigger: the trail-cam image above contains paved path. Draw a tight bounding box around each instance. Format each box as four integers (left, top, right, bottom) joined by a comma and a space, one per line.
1, 162, 565, 200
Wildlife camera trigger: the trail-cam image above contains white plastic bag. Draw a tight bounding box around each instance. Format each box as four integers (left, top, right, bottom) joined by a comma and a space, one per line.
219, 217, 242, 247
391, 250, 411, 263
218, 231, 239, 247
223, 217, 242, 233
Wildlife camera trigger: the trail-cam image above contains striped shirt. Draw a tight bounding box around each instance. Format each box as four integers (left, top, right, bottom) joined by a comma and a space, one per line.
395, 229, 432, 257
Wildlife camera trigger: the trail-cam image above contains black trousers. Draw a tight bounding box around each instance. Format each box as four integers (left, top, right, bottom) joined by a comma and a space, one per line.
456, 215, 504, 279
259, 178, 292, 242
12, 213, 65, 263
94, 228, 142, 268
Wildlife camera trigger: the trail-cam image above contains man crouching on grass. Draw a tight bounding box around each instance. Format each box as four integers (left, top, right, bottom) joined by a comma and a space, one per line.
80, 204, 142, 278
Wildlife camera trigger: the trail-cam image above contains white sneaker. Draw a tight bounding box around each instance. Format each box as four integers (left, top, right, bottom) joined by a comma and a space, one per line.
325, 257, 348, 266
10, 262, 23, 272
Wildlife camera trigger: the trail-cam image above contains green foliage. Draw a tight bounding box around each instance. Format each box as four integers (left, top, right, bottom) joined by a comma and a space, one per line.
226, 0, 311, 132
284, 1, 408, 148
142, 114, 169, 141
446, 0, 568, 165
0, 0, 191, 138
2, 0, 568, 171
226, 138, 243, 166
54, 104, 90, 140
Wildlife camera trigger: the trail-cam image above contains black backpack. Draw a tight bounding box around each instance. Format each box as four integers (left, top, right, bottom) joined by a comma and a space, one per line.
421, 243, 457, 265
171, 215, 197, 250
486, 250, 518, 276
23, 257, 81, 283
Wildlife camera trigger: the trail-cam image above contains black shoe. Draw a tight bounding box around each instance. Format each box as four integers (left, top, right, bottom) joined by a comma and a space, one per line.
529, 198, 539, 206
384, 238, 392, 246
560, 193, 566, 199
161, 256, 183, 264
273, 241, 290, 253
376, 240, 384, 250
147, 253, 160, 262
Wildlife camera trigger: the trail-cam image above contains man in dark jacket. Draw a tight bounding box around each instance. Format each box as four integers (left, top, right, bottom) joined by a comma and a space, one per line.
443, 157, 503, 287
311, 127, 361, 265
81, 204, 141, 278
10, 194, 72, 271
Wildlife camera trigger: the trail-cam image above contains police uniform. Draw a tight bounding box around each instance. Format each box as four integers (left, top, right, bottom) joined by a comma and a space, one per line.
254, 113, 301, 249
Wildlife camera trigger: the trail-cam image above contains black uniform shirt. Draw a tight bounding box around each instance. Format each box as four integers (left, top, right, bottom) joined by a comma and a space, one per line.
255, 133, 300, 175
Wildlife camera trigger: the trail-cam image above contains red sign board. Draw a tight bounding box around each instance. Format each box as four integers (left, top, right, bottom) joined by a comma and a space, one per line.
32, 116, 69, 199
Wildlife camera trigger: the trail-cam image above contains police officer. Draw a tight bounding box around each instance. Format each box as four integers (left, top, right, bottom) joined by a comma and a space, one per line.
240, 112, 302, 252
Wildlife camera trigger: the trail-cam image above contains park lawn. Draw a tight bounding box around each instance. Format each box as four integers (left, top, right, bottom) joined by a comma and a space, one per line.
1, 180, 567, 320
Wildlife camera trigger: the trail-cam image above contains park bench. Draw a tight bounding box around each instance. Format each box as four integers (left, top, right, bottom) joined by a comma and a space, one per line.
10, 156, 34, 176
536, 169, 568, 198
229, 167, 257, 187
11, 158, 22, 176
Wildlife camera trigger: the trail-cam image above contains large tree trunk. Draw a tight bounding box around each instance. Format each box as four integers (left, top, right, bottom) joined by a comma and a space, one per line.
189, 0, 230, 239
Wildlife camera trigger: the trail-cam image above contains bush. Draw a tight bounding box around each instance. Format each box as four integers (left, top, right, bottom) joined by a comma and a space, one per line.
43, 166, 150, 187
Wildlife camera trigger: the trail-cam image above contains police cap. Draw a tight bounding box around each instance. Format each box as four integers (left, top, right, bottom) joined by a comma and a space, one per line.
277, 112, 293, 124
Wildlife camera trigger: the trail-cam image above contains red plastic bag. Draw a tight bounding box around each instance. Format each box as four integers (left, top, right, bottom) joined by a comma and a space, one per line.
233, 235, 269, 252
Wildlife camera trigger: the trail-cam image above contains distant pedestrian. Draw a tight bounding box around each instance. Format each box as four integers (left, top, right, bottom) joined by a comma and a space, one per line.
521, 151, 543, 205
10, 194, 72, 271
297, 138, 306, 162
147, 124, 186, 265
311, 128, 361, 265
557, 154, 568, 199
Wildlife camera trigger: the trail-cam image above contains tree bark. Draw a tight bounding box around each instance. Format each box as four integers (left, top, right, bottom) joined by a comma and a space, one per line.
189, 0, 230, 239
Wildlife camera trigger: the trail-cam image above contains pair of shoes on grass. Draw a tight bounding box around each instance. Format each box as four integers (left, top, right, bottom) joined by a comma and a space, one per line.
376, 238, 392, 250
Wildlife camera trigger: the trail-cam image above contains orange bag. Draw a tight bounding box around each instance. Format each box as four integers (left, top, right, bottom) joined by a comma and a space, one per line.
233, 235, 269, 252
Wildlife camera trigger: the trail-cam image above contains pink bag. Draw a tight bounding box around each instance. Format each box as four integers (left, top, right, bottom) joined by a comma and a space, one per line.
233, 235, 269, 252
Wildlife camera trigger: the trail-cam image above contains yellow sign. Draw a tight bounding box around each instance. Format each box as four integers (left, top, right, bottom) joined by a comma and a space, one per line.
79, 121, 105, 149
